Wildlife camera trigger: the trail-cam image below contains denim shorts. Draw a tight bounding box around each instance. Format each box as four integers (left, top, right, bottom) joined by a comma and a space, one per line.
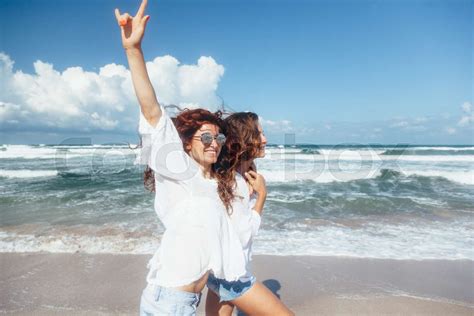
140, 284, 201, 316
206, 274, 256, 302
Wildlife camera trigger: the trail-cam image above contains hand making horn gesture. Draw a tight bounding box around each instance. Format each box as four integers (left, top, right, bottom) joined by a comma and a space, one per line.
114, 0, 150, 50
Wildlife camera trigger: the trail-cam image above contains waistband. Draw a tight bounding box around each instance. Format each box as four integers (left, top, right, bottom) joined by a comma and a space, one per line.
145, 284, 201, 305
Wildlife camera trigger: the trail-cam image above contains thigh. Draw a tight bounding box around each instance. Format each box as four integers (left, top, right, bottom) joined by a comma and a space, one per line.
231, 281, 294, 316
205, 288, 234, 316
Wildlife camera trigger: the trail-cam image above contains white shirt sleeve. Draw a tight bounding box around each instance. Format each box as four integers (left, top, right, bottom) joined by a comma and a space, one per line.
135, 107, 199, 181
249, 195, 262, 237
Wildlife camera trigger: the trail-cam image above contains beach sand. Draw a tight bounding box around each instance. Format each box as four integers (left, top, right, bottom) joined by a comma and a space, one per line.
1, 253, 473, 315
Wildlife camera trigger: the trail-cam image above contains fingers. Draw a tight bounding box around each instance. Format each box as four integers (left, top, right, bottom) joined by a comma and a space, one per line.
114, 11, 127, 27
136, 0, 148, 18
114, 9, 132, 27
244, 172, 256, 184
141, 15, 150, 28
114, 8, 121, 21
245, 171, 256, 180
122, 13, 133, 25
247, 170, 258, 178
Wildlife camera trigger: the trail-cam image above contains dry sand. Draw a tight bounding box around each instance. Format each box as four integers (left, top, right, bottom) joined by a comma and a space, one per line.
1, 253, 473, 315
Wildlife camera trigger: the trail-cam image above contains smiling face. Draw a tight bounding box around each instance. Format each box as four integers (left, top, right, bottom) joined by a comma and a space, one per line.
186, 123, 223, 169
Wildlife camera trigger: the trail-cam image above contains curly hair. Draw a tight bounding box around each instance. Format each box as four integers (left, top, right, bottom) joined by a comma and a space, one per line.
214, 112, 262, 212
143, 108, 238, 213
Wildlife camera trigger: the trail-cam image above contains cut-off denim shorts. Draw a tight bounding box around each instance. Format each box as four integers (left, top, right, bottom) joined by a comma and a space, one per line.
140, 284, 201, 316
206, 273, 256, 302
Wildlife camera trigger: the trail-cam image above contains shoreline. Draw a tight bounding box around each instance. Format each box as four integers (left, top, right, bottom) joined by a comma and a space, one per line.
1, 253, 473, 315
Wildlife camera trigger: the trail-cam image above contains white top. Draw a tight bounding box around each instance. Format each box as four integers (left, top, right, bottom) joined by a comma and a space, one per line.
229, 173, 262, 281
135, 106, 246, 287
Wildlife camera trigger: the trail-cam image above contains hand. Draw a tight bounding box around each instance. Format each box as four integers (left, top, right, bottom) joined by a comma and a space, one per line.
115, 0, 150, 50
244, 170, 267, 197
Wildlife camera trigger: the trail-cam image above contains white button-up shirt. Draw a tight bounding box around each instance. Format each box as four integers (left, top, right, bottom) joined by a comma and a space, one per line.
230, 173, 262, 281
136, 107, 246, 287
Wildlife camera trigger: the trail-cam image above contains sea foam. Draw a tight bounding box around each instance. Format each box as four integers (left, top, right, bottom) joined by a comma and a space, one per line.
0, 169, 59, 178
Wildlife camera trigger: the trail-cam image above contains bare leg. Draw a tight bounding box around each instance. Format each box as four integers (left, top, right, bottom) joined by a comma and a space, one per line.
205, 289, 235, 316
231, 281, 294, 316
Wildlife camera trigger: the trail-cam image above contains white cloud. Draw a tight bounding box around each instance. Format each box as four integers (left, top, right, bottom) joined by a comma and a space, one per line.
445, 127, 456, 135
389, 118, 426, 132
260, 117, 294, 133
414, 116, 428, 123
390, 120, 409, 128
405, 125, 427, 132
459, 116, 472, 126
458, 101, 473, 127
0, 101, 21, 121
259, 117, 316, 138
90, 112, 118, 130
177, 56, 224, 106
0, 52, 225, 132
461, 101, 472, 113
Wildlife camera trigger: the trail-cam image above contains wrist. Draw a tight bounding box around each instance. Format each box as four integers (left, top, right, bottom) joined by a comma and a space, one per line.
124, 45, 143, 54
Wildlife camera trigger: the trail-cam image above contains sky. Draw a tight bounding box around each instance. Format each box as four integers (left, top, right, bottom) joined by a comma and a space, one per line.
0, 0, 472, 144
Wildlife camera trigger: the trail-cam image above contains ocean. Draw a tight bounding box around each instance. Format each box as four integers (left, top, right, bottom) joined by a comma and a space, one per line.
1, 144, 473, 260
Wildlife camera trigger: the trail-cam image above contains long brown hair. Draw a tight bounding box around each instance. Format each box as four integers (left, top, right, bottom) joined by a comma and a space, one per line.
143, 108, 236, 213
215, 112, 262, 212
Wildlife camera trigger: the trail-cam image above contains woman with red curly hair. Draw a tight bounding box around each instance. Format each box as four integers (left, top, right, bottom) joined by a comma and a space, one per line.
115, 1, 246, 315
206, 113, 294, 315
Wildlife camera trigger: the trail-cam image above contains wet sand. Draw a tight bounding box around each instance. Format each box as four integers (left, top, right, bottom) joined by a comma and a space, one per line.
1, 253, 473, 315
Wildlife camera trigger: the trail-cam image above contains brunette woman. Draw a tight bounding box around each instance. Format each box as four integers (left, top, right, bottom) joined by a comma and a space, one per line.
206, 113, 294, 315
115, 1, 246, 314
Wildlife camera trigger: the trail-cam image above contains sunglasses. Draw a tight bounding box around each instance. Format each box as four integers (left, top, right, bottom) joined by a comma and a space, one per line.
193, 132, 226, 146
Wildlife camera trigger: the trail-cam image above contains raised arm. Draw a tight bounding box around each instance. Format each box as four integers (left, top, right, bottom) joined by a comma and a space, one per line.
115, 0, 161, 127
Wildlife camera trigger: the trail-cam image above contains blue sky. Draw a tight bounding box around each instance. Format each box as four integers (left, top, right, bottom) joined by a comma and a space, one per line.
0, 0, 472, 144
